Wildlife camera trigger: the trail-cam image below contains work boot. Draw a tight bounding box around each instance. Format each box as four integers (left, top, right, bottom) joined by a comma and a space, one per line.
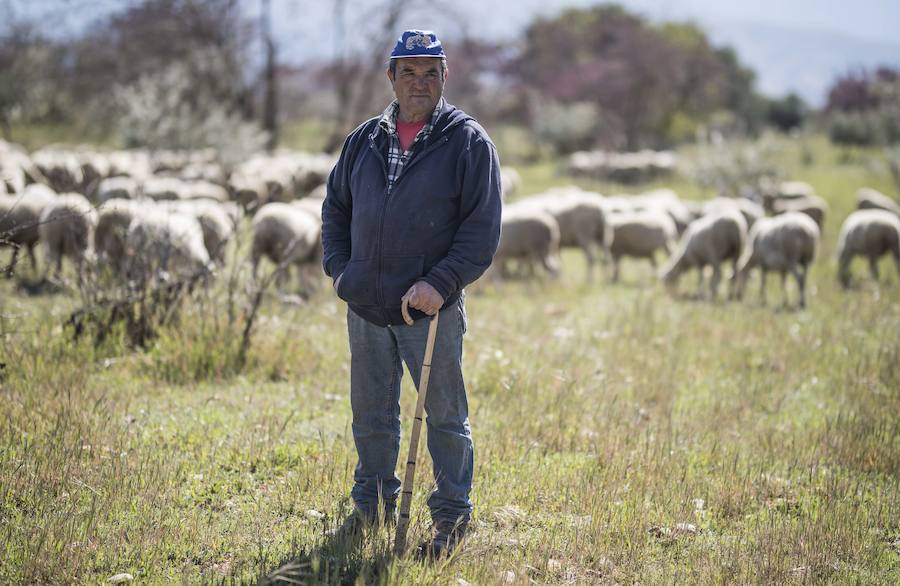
415, 517, 468, 560
327, 506, 396, 542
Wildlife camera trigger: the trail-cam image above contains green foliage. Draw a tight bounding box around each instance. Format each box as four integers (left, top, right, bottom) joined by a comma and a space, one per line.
516, 5, 766, 150
766, 93, 808, 132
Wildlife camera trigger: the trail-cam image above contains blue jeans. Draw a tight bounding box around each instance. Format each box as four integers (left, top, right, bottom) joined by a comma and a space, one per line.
346, 296, 473, 524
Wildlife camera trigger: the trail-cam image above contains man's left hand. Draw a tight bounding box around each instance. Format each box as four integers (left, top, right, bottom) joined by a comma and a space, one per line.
401, 281, 444, 316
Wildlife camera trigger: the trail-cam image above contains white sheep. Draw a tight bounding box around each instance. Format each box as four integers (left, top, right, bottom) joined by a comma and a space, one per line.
38, 192, 97, 283
835, 209, 900, 287
125, 208, 212, 284
771, 194, 828, 230
97, 176, 141, 203
856, 187, 900, 217
95, 198, 150, 275
735, 212, 820, 309
605, 210, 677, 282
250, 202, 322, 292
658, 210, 747, 300
157, 199, 234, 266
0, 186, 57, 276
492, 205, 561, 280
516, 187, 607, 281
701, 197, 765, 228
500, 166, 521, 201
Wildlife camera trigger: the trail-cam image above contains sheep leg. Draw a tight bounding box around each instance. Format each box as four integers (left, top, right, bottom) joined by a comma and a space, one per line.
582, 243, 597, 283
793, 265, 807, 309
868, 255, 880, 282
611, 256, 621, 283
759, 269, 767, 306
838, 251, 853, 289
5, 247, 18, 278
780, 271, 790, 308
710, 263, 721, 302
695, 267, 705, 299
28, 244, 38, 274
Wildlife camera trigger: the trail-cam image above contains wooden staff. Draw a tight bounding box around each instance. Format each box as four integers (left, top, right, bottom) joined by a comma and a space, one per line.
393, 297, 439, 556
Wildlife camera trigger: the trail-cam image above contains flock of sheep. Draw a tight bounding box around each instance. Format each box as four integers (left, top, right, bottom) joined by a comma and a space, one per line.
495, 181, 900, 308
0, 139, 333, 291
2, 137, 900, 309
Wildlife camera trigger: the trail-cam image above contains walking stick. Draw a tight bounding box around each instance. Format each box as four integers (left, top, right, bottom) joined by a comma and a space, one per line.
393, 297, 439, 556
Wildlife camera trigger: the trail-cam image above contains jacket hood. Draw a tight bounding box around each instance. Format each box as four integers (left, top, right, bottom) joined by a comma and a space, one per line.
429, 101, 474, 139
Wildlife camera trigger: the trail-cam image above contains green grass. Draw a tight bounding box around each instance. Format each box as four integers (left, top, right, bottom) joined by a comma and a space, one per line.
1, 134, 899, 584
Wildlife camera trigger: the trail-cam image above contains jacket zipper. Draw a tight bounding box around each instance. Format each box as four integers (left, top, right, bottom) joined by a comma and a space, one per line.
369, 131, 453, 323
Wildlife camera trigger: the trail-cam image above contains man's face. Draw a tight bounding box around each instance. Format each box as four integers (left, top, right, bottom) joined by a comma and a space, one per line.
387, 58, 446, 121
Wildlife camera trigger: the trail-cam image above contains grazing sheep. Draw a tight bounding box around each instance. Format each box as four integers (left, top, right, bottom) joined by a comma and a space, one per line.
516, 187, 607, 281
856, 187, 900, 217
771, 194, 828, 230
836, 209, 900, 287
157, 200, 234, 266
97, 176, 141, 203
702, 197, 765, 228
125, 208, 212, 284
500, 166, 521, 200
38, 193, 97, 282
735, 212, 820, 309
0, 185, 58, 276
633, 189, 693, 235
95, 198, 148, 275
658, 210, 747, 300
763, 180, 817, 213
250, 202, 322, 291
605, 210, 677, 282
142, 176, 187, 201
492, 205, 561, 280
290, 198, 324, 224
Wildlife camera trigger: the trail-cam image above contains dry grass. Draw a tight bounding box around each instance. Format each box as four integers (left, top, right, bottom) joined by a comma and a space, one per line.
0, 135, 898, 584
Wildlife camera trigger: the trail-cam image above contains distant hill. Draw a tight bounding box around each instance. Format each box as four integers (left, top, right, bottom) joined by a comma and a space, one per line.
706, 20, 900, 105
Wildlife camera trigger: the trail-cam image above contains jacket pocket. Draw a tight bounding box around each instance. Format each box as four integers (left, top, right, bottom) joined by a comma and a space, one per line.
336, 258, 378, 306
381, 254, 425, 307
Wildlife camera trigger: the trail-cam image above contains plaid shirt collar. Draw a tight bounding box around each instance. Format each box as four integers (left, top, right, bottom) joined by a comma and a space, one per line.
377, 98, 444, 188
377, 97, 444, 145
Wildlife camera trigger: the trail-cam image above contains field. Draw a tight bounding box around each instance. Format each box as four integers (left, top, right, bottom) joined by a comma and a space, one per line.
1, 135, 898, 584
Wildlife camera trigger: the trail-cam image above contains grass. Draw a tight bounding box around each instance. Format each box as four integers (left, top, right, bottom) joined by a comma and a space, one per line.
1, 134, 899, 584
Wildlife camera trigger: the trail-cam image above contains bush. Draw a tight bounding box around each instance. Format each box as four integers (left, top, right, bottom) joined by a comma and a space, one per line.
115, 48, 267, 166
532, 100, 603, 155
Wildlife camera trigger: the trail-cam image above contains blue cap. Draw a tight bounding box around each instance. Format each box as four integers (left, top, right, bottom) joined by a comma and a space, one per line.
390, 30, 445, 59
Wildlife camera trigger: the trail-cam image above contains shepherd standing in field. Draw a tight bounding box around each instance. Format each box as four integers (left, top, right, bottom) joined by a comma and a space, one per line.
321, 30, 502, 558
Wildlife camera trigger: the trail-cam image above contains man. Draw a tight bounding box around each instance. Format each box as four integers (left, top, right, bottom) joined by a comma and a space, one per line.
321, 29, 502, 558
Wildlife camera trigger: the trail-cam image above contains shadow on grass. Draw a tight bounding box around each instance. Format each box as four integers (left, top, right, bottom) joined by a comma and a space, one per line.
256, 533, 393, 586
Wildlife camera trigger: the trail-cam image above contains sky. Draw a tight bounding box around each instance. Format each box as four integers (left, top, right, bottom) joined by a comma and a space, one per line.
7, 0, 900, 104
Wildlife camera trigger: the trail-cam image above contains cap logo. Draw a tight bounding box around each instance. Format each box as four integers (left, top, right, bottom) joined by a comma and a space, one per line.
405, 33, 431, 50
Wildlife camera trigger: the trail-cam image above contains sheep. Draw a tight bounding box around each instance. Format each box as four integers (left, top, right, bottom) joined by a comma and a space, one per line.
250, 202, 323, 292
701, 197, 765, 228
125, 208, 212, 285
97, 176, 141, 203
1, 184, 58, 275
95, 198, 149, 275
500, 166, 521, 201
38, 192, 97, 283
763, 180, 816, 213
142, 176, 188, 201
157, 199, 234, 266
632, 189, 693, 235
605, 210, 677, 282
658, 210, 747, 300
290, 198, 324, 224
835, 209, 900, 287
492, 205, 561, 280
856, 187, 900, 217
735, 212, 820, 309
516, 187, 607, 281
771, 194, 828, 230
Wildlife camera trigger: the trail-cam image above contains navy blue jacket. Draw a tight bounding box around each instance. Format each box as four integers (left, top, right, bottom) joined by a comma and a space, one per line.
322, 101, 502, 326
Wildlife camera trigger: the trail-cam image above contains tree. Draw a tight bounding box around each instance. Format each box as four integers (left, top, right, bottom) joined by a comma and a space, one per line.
514, 5, 763, 151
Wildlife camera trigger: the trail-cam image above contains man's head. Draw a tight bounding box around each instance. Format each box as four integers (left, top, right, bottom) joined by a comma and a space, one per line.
387, 30, 448, 122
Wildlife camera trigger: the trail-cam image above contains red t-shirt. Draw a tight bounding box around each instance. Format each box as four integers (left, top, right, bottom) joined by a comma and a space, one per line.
397, 119, 426, 152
